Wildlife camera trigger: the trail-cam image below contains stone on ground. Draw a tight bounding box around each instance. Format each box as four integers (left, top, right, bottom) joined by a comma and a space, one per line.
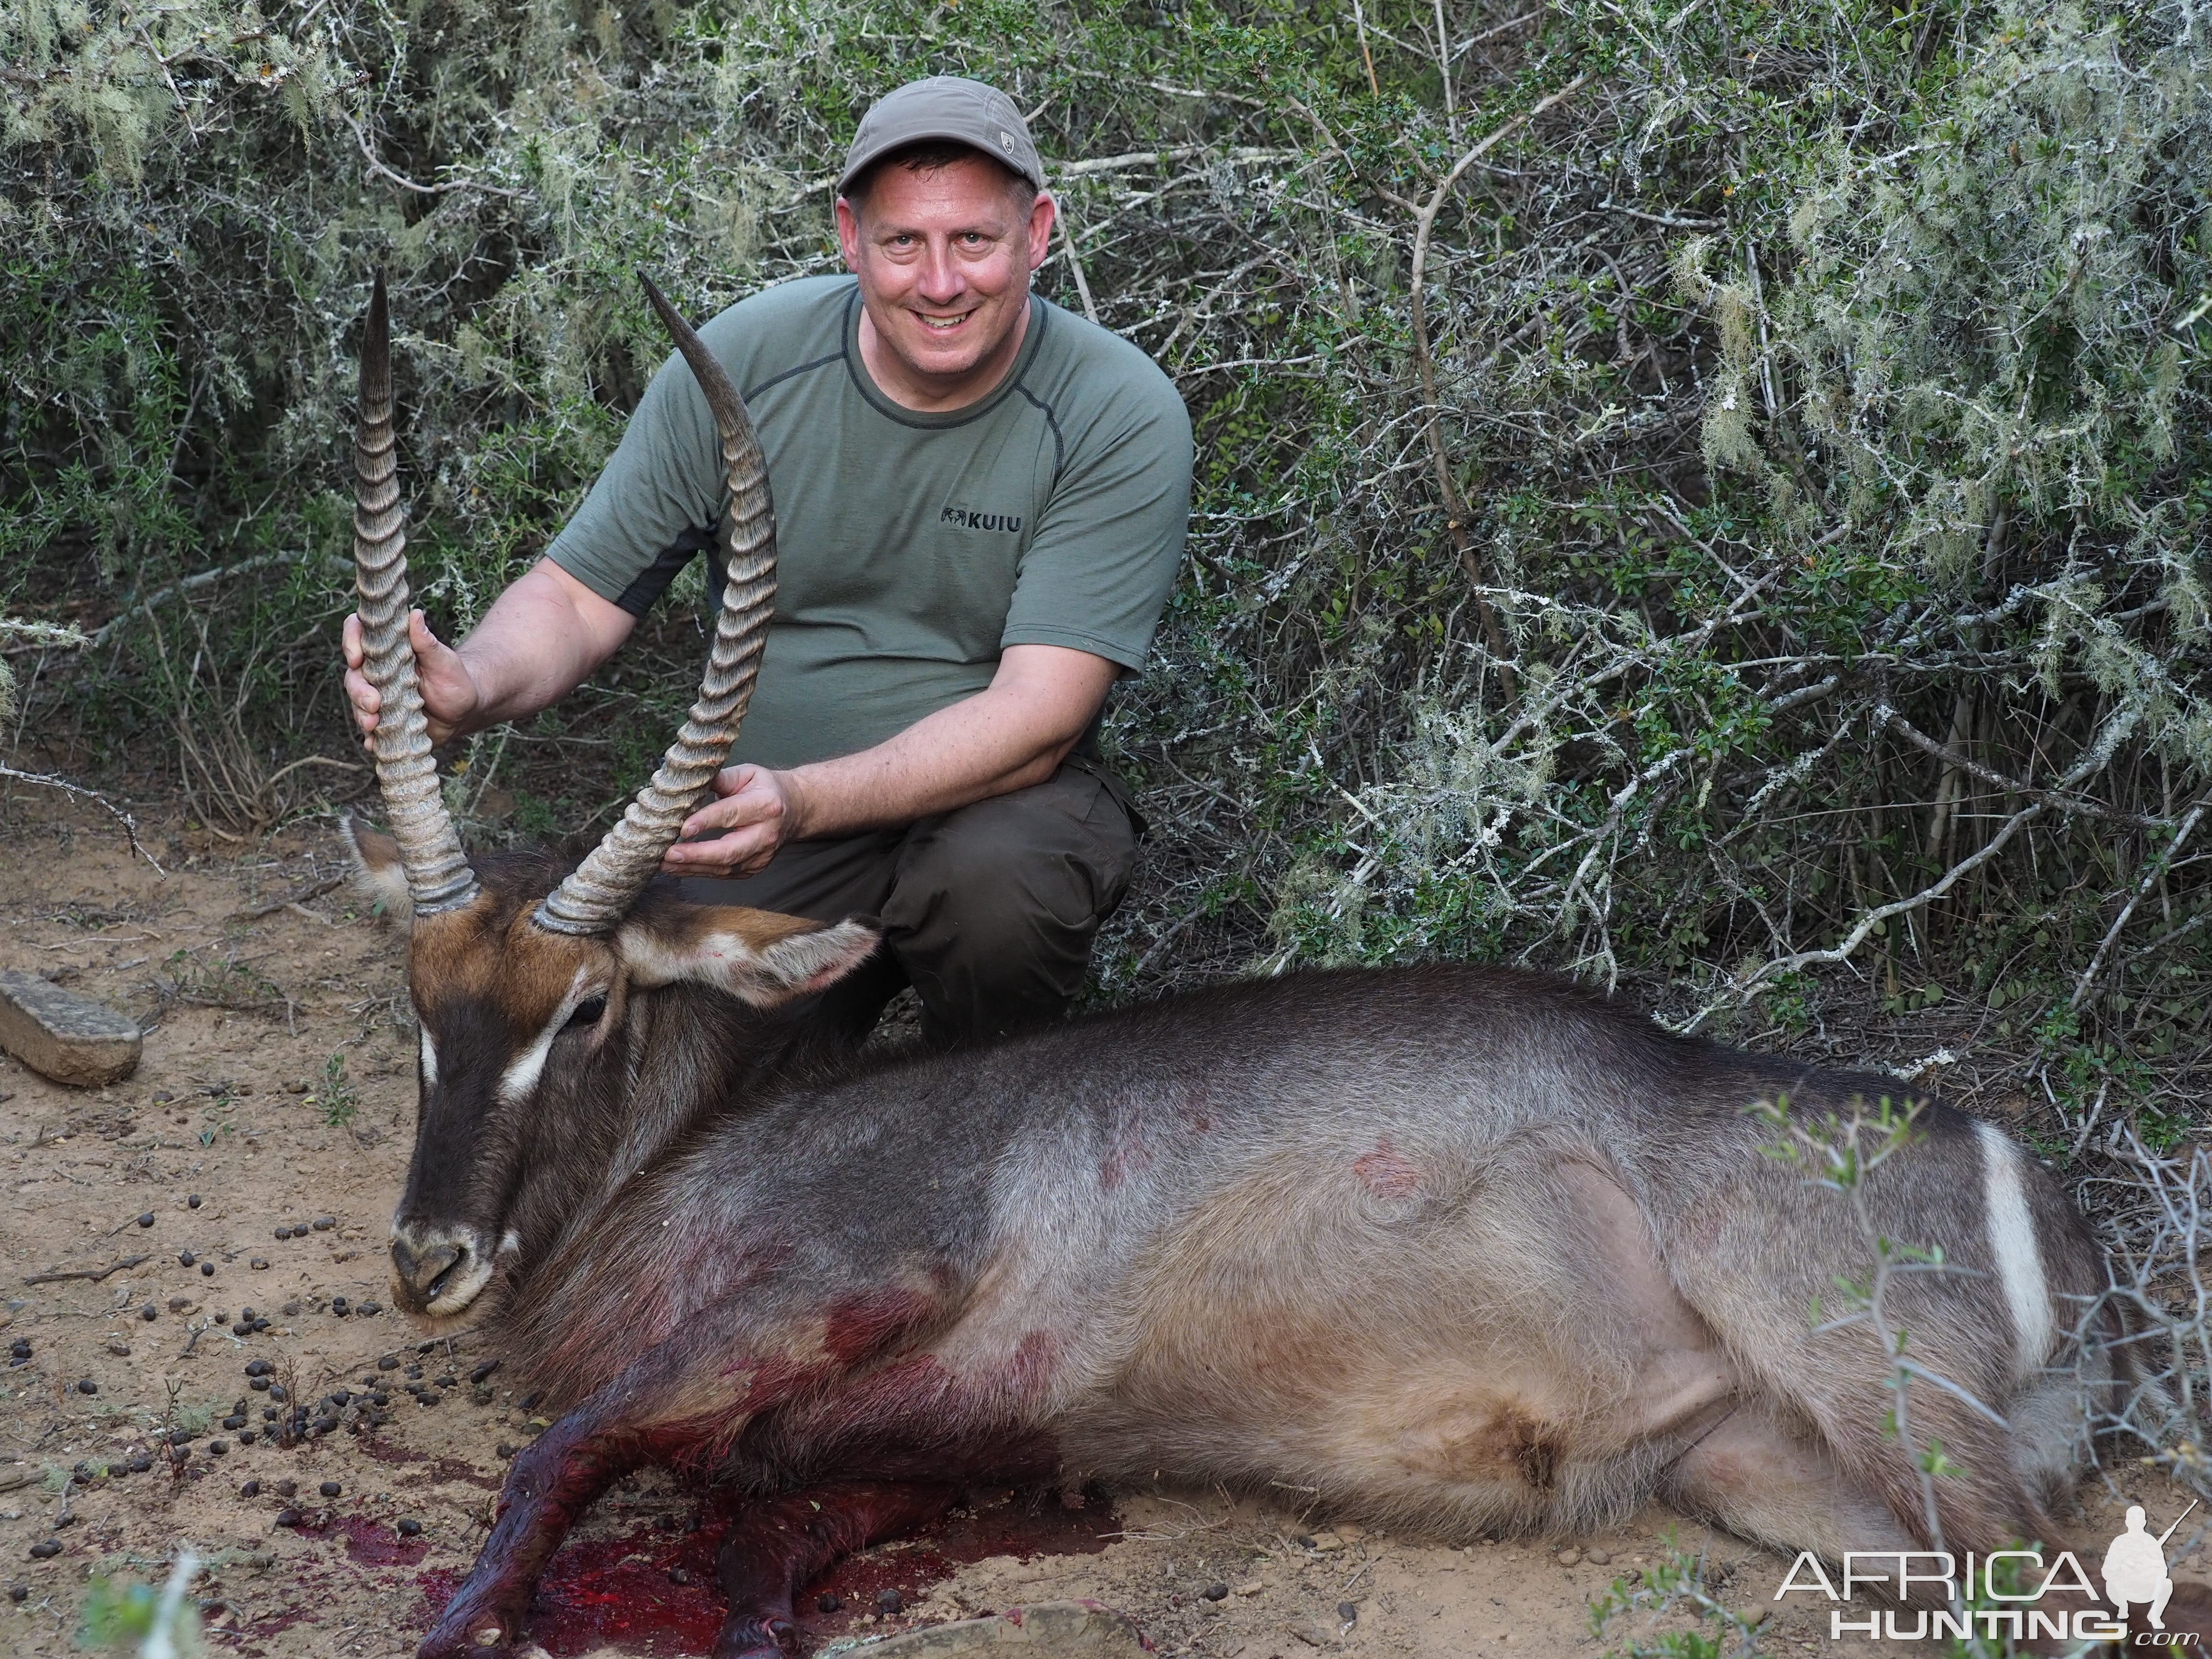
869, 1600, 1150, 1656
0, 968, 142, 1085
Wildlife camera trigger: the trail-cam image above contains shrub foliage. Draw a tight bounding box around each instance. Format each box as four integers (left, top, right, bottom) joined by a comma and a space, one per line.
5, 2, 2209, 1056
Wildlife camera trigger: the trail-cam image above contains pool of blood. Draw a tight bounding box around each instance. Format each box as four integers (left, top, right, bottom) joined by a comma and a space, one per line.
416, 1487, 1119, 1657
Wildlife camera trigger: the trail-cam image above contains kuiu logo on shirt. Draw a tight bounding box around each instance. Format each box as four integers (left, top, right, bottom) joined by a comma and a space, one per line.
941, 505, 1023, 533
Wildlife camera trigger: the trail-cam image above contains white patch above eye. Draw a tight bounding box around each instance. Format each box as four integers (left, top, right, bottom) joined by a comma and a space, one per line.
497, 968, 595, 1105
419, 1028, 439, 1087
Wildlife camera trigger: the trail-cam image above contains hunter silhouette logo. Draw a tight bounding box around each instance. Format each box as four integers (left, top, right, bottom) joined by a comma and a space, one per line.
1773, 1501, 2201, 1643
2104, 1501, 2196, 1628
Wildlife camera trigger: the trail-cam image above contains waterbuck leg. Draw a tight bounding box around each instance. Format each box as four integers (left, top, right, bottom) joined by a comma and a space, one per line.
1659, 1402, 1919, 1564
418, 1395, 685, 1658
418, 1310, 814, 1659
708, 1479, 962, 1659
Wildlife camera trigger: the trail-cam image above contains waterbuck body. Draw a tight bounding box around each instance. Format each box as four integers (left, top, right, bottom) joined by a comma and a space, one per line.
336, 277, 2146, 1659
354, 841, 2118, 1659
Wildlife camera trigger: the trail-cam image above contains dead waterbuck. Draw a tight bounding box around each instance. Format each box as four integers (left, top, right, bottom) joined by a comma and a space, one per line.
343, 275, 2153, 1659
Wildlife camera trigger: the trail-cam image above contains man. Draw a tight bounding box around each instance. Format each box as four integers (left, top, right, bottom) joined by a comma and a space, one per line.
343, 76, 1193, 1046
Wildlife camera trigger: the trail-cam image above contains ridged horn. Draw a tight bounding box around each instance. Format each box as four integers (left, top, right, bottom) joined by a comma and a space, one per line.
532, 272, 778, 935
353, 271, 478, 916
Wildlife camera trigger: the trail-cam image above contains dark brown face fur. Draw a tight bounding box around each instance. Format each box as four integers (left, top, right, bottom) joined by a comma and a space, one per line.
343, 824, 882, 1325
389, 852, 620, 1321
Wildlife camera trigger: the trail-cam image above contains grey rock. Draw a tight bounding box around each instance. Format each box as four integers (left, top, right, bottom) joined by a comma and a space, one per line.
0, 970, 140, 1086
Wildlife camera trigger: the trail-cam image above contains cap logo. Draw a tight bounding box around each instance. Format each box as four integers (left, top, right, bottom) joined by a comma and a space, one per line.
999, 130, 1015, 151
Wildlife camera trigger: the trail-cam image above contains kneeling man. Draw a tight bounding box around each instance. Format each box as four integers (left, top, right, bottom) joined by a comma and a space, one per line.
345, 77, 1193, 1046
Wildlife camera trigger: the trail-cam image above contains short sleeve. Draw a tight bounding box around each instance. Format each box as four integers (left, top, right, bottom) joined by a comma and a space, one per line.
999, 384, 1192, 671
544, 340, 727, 613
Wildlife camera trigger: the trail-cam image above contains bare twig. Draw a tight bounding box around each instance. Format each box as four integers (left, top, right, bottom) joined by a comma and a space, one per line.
0, 766, 168, 874
24, 1254, 152, 1286
1406, 74, 1591, 671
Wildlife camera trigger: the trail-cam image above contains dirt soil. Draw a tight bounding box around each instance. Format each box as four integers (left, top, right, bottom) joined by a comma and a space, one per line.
2, 793, 2206, 1659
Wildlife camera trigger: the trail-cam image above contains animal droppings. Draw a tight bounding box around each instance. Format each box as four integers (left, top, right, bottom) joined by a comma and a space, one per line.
817, 1594, 842, 1613
7, 1584, 25, 1602
313, 1215, 336, 1230
396, 1518, 421, 1537
74, 1379, 96, 1395
876, 1589, 904, 1614
139, 1305, 156, 1322
209, 1440, 228, 1455
240, 1480, 260, 1497
27, 1540, 60, 1560
0, 970, 141, 1085
1202, 1584, 1229, 1602
249, 1258, 269, 1271
274, 1480, 296, 1498
105, 1341, 128, 1357
1584, 1549, 1611, 1565
319, 1481, 340, 1498
200, 1262, 215, 1277
178, 1251, 194, 1267
135, 1212, 154, 1228
186, 1194, 202, 1208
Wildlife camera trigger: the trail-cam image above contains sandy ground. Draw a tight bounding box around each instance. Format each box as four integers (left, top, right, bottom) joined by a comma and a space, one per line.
2, 793, 2206, 1659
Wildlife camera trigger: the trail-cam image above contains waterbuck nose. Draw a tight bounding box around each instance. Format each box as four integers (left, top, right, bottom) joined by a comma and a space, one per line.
391, 1235, 466, 1299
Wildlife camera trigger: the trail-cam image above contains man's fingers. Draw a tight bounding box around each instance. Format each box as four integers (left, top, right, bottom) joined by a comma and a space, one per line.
658, 827, 777, 878
680, 791, 779, 841
341, 613, 365, 668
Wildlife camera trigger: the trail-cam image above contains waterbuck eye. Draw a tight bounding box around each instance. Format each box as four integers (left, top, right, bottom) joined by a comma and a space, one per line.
565, 996, 607, 1030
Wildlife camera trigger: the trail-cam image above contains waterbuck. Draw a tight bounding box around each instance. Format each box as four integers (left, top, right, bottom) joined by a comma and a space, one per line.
345, 275, 2148, 1659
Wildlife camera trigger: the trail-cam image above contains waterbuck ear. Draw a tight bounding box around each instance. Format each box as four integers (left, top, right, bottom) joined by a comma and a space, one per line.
618, 909, 881, 1007
340, 815, 414, 931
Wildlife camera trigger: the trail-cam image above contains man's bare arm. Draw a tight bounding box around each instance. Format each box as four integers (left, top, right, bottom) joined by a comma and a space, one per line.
343, 557, 636, 747
665, 644, 1120, 878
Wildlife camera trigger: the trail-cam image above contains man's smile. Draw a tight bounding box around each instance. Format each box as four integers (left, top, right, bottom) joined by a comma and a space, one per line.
915, 307, 976, 331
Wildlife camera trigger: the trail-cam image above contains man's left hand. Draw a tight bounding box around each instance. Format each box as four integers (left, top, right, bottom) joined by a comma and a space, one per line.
665, 765, 795, 878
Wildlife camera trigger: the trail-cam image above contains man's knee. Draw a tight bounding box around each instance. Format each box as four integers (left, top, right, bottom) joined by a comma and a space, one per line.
882, 765, 1139, 1039
886, 766, 1136, 951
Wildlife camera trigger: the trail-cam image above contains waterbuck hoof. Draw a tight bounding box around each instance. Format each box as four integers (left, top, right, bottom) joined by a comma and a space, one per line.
417, 1599, 521, 1658
709, 1613, 795, 1659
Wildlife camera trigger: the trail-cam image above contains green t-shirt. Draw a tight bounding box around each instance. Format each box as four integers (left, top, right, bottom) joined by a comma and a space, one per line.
546, 276, 1193, 770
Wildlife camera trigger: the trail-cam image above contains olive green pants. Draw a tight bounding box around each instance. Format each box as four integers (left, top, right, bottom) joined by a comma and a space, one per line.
673, 759, 1141, 1048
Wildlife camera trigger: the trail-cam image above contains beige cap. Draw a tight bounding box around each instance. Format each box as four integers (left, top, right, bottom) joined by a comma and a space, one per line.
837, 76, 1045, 196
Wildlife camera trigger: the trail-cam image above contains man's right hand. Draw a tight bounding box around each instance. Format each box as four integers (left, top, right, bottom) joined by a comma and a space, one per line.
342, 607, 481, 751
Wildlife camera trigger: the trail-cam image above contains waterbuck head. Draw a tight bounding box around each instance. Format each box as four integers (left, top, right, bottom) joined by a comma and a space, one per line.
340, 272, 877, 1324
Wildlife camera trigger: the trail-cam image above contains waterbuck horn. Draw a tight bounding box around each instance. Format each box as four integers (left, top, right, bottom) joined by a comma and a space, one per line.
352, 271, 479, 915
532, 272, 778, 936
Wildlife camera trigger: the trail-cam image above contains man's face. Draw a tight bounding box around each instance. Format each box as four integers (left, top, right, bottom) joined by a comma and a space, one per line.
836, 154, 1053, 399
